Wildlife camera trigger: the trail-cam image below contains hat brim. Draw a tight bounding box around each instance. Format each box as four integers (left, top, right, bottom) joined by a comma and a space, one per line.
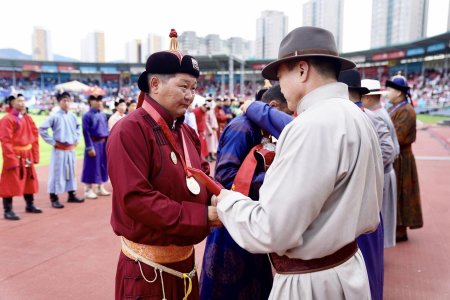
349, 87, 370, 95
262, 54, 357, 81
386, 80, 409, 93
366, 90, 388, 96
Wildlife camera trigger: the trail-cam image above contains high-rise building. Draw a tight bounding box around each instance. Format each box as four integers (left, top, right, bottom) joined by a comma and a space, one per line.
32, 27, 53, 61
205, 34, 223, 55
447, 1, 450, 31
142, 34, 163, 61
371, 0, 429, 48
256, 11, 288, 59
81, 32, 105, 63
302, 0, 344, 51
179, 31, 200, 55
125, 39, 142, 63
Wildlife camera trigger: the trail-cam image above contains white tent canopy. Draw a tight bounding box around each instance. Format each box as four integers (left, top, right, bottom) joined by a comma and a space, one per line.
54, 80, 89, 93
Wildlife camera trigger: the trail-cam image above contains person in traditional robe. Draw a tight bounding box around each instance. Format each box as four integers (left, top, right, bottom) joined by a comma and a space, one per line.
386, 75, 423, 242
338, 69, 396, 300
127, 99, 137, 114
222, 97, 234, 123
200, 84, 291, 300
242, 69, 393, 300
193, 104, 209, 159
205, 100, 218, 162
362, 79, 400, 248
39, 92, 84, 209
107, 29, 221, 300
81, 94, 110, 199
0, 94, 41, 220
108, 98, 127, 130
214, 99, 227, 139
212, 27, 383, 300
184, 104, 198, 134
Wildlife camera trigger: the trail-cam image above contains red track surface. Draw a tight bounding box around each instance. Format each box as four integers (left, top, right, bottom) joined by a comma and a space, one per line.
1, 126, 449, 299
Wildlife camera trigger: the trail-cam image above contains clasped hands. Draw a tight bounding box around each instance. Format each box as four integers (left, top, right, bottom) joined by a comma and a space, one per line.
207, 189, 235, 227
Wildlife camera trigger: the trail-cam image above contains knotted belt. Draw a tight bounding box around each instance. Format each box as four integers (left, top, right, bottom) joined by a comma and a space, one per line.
54, 142, 76, 151
13, 144, 34, 179
120, 237, 196, 300
13, 144, 32, 151
90, 136, 106, 142
269, 241, 358, 274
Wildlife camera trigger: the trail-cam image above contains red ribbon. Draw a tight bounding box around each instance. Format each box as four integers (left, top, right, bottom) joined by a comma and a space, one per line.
141, 99, 222, 195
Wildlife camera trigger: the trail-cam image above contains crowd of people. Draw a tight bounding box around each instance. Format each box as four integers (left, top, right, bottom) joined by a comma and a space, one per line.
0, 26, 427, 300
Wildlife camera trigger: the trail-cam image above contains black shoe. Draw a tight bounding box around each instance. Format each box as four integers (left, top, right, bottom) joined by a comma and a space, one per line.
67, 191, 84, 203
51, 201, 65, 209
4, 211, 20, 220
396, 235, 408, 243
24, 194, 42, 213
68, 195, 85, 203
25, 206, 43, 213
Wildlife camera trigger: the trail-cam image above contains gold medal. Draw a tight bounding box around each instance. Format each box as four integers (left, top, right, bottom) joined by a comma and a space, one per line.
170, 151, 177, 165
186, 177, 200, 195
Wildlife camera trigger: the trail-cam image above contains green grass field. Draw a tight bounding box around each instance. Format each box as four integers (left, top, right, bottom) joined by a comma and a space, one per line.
0, 113, 85, 170
416, 114, 450, 125
0, 111, 448, 170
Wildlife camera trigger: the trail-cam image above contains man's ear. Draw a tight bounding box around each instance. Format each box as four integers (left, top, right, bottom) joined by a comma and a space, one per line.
298, 60, 309, 82
149, 76, 161, 94
268, 100, 280, 108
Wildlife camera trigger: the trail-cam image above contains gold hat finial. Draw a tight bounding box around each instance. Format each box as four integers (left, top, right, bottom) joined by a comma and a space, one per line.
169, 29, 179, 51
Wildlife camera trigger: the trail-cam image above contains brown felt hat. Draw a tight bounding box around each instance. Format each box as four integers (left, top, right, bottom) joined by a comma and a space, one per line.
262, 26, 356, 81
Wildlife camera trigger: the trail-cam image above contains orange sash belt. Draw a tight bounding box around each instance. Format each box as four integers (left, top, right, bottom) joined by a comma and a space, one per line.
55, 142, 76, 151
121, 237, 194, 264
13, 144, 32, 151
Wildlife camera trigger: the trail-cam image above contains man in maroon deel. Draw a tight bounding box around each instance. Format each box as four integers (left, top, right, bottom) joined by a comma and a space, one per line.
106, 29, 221, 300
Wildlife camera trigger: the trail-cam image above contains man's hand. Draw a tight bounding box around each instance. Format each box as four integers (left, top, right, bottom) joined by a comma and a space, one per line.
241, 100, 254, 114
211, 189, 235, 207
208, 206, 223, 227
88, 149, 96, 157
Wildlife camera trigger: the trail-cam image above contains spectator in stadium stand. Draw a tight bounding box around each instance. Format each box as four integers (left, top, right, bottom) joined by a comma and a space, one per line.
205, 99, 218, 162
0, 94, 42, 220
184, 103, 198, 134
361, 79, 400, 249
3, 95, 15, 113
38, 92, 85, 209
386, 75, 423, 242
126, 99, 137, 114
193, 103, 209, 160
108, 98, 127, 130
81, 94, 110, 199
222, 96, 234, 123
214, 98, 227, 139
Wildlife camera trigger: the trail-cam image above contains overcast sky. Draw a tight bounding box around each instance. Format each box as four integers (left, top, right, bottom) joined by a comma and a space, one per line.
0, 0, 448, 61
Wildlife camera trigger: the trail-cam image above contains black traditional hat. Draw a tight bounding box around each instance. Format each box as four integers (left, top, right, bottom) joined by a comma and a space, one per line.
255, 79, 272, 101
88, 95, 103, 101
137, 29, 200, 94
56, 91, 71, 101
114, 98, 126, 107
338, 69, 370, 95
386, 75, 410, 93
